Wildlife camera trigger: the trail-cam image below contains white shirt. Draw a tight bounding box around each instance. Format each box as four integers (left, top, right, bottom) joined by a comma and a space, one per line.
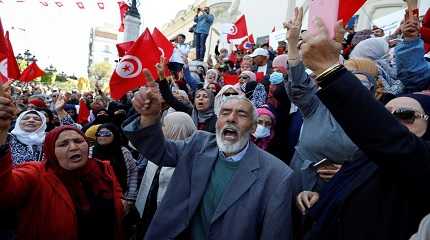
257, 64, 268, 75
170, 43, 190, 64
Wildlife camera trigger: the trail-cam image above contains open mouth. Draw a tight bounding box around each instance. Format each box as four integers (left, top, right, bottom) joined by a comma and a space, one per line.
222, 127, 239, 141
70, 153, 82, 162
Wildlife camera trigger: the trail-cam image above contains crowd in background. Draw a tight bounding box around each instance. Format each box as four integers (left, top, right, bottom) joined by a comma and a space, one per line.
0, 5, 429, 240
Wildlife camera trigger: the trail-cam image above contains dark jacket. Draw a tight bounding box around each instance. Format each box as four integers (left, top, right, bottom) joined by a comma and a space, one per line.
123, 117, 294, 240
306, 68, 430, 240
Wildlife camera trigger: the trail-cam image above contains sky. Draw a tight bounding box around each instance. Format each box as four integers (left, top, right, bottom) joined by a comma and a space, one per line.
0, 0, 195, 77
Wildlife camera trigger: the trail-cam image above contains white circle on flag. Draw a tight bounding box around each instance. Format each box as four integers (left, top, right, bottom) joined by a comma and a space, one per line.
229, 25, 238, 35
116, 55, 142, 79
158, 47, 165, 58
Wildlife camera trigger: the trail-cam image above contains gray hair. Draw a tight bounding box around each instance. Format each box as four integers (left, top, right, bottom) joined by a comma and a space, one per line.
218, 95, 257, 124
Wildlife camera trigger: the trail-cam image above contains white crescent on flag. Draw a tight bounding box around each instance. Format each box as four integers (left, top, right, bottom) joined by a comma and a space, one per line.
115, 55, 142, 79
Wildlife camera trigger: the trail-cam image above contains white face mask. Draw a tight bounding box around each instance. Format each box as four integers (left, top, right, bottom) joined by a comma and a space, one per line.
254, 124, 271, 139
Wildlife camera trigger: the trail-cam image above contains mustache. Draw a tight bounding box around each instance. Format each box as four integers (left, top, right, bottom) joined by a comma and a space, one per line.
222, 124, 240, 132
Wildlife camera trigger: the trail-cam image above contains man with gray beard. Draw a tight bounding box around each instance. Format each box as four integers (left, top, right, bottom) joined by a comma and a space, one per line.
123, 82, 294, 240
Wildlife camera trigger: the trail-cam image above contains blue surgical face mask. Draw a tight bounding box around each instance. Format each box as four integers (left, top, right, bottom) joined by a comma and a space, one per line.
254, 124, 271, 139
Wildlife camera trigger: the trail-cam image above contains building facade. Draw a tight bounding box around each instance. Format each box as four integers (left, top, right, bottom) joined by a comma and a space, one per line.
87, 23, 118, 76
161, 0, 430, 60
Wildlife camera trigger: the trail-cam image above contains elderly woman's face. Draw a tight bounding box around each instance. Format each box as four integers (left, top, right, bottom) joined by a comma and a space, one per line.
206, 71, 217, 83
195, 90, 210, 111
386, 97, 428, 137
19, 113, 43, 132
257, 115, 272, 128
241, 63, 252, 72
55, 130, 89, 170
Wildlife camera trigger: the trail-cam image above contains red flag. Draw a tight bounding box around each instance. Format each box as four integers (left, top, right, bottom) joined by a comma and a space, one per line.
338, 0, 366, 23
55, 1, 63, 7
97, 1, 104, 10
223, 73, 239, 85
116, 41, 134, 57
118, 1, 129, 32
227, 15, 248, 43
75, 1, 84, 9
19, 62, 45, 82
109, 28, 161, 100
0, 18, 9, 83
5, 31, 20, 80
238, 34, 255, 51
152, 27, 174, 60
78, 98, 90, 125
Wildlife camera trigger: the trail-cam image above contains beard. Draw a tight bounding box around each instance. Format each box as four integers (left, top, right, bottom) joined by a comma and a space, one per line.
216, 124, 251, 155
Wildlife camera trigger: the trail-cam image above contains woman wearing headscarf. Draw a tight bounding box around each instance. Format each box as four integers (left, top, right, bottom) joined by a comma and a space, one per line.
350, 37, 404, 94
90, 123, 138, 202
214, 85, 241, 115
134, 112, 197, 239
284, 9, 371, 198
9, 110, 47, 165
236, 70, 256, 92
0, 114, 124, 240
251, 107, 276, 151
82, 108, 112, 133
295, 10, 430, 240
158, 62, 217, 132
203, 69, 220, 88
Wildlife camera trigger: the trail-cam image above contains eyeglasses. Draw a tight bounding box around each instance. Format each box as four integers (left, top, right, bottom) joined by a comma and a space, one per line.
96, 129, 113, 137
240, 76, 250, 80
391, 108, 429, 124
223, 92, 239, 97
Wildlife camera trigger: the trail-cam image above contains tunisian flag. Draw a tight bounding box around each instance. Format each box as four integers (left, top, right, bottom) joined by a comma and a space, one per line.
5, 31, 21, 80
227, 15, 248, 44
338, 0, 366, 23
116, 41, 134, 57
152, 27, 174, 60
118, 1, 129, 32
19, 62, 45, 82
0, 18, 9, 83
109, 28, 161, 100
238, 34, 255, 51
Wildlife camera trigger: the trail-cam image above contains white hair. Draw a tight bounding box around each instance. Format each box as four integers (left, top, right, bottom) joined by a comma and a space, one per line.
217, 95, 257, 124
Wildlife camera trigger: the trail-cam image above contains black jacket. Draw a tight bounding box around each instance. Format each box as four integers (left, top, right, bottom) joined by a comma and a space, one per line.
306, 68, 430, 240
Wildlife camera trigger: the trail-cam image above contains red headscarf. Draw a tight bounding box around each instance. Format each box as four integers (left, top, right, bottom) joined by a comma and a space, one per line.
43, 126, 114, 211
29, 98, 48, 109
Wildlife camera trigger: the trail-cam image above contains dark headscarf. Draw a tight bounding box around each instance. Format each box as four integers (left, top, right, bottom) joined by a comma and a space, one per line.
108, 101, 128, 128
191, 88, 215, 125
92, 123, 127, 191
43, 126, 113, 213
64, 104, 78, 122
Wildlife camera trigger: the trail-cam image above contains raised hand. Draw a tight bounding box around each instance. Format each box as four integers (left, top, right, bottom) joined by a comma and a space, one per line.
54, 94, 66, 112
155, 57, 167, 80
0, 81, 16, 144
284, 7, 303, 61
301, 18, 344, 76
133, 69, 162, 128
401, 16, 420, 41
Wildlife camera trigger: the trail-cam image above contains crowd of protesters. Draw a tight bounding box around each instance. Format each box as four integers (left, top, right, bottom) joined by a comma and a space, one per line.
0, 5, 429, 240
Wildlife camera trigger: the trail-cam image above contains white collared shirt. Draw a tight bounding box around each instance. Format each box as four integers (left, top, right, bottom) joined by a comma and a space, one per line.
170, 43, 190, 64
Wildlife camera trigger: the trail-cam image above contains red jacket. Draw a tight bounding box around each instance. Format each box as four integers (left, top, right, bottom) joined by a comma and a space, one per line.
422, 8, 430, 53
0, 150, 124, 240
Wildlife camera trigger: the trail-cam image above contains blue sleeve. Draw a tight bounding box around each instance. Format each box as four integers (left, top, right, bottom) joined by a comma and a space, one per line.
183, 65, 200, 91
285, 62, 321, 117
206, 14, 214, 25
395, 38, 430, 92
